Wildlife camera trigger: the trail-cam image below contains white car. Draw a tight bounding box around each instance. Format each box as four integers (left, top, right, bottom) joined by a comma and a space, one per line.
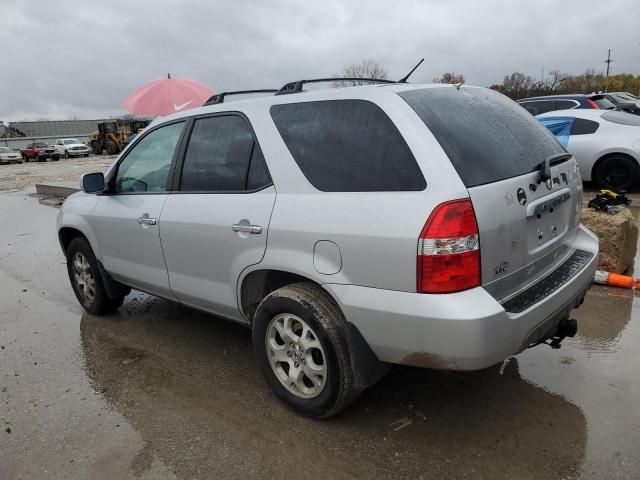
53, 138, 91, 158
0, 146, 22, 164
537, 109, 640, 191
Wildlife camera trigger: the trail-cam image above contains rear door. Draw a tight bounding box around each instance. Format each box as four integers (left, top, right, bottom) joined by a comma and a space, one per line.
400, 87, 582, 302
159, 113, 275, 321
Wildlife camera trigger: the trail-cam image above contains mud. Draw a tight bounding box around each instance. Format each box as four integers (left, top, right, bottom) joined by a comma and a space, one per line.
1, 190, 640, 479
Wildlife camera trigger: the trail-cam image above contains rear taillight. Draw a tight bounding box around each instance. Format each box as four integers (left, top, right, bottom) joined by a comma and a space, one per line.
587, 99, 600, 109
417, 199, 480, 293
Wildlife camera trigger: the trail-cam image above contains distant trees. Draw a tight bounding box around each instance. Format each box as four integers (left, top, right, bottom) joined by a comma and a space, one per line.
433, 72, 465, 84
490, 70, 640, 99
334, 60, 388, 86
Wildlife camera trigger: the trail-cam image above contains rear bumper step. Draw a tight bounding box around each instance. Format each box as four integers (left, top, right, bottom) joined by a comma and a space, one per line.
501, 249, 594, 314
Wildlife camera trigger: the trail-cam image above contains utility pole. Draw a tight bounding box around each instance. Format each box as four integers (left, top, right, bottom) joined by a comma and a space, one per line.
604, 49, 613, 93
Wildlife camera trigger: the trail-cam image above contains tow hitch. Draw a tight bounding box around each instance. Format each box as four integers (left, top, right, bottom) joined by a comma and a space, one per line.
543, 318, 578, 349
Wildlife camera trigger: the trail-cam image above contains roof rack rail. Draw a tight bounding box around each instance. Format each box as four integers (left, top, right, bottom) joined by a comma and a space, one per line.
204, 89, 279, 105
275, 78, 397, 96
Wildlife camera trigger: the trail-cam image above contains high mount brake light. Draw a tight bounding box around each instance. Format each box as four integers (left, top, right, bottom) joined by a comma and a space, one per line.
417, 199, 481, 293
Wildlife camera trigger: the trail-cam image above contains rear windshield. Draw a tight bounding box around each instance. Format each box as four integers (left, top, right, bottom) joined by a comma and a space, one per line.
399, 87, 565, 187
589, 96, 616, 110
601, 111, 640, 126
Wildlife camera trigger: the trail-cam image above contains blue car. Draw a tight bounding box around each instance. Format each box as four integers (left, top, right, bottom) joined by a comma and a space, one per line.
517, 94, 616, 116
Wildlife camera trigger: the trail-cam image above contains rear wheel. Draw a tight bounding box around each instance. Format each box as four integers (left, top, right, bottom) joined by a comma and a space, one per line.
66, 237, 124, 315
594, 155, 639, 191
252, 282, 361, 418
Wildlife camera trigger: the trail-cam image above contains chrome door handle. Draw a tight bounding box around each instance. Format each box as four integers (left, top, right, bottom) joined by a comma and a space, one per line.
138, 216, 157, 226
232, 224, 262, 234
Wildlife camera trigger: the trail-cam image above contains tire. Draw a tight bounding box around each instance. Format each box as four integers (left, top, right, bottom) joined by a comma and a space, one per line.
22, 154, 28, 163
593, 155, 639, 191
84, 153, 89, 157
106, 141, 117, 155
52, 155, 59, 161
92, 142, 102, 155
252, 282, 361, 418
64, 150, 70, 159
66, 237, 124, 315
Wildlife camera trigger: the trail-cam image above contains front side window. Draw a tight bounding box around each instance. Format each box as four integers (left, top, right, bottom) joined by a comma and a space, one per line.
180, 115, 271, 192
270, 100, 425, 192
115, 121, 184, 193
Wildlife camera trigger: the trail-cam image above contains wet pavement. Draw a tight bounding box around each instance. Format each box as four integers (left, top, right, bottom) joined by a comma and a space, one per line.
1, 190, 640, 479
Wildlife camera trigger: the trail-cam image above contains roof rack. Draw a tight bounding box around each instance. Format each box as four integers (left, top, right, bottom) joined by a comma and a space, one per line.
275, 78, 397, 96
204, 89, 279, 105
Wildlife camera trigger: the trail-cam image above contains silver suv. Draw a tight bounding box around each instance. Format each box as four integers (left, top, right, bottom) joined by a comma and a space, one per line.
57, 82, 598, 417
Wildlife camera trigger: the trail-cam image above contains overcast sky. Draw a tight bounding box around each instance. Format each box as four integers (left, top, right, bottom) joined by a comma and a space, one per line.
2, 0, 640, 120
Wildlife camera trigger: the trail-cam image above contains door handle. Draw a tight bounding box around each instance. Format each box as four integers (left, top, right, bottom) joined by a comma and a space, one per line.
232, 223, 262, 234
138, 215, 157, 226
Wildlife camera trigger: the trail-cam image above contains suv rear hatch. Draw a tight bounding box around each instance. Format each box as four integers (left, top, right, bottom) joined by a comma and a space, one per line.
400, 86, 584, 303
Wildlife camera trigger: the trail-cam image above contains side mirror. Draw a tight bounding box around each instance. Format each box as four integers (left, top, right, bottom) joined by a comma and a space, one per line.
81, 172, 106, 194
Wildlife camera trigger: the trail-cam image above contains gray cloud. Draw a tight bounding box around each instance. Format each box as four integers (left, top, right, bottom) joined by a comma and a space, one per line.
2, 0, 639, 120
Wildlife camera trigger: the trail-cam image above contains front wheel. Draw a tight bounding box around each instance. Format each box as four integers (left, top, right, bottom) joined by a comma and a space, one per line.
252, 282, 361, 418
64, 150, 70, 159
594, 155, 639, 191
66, 237, 124, 315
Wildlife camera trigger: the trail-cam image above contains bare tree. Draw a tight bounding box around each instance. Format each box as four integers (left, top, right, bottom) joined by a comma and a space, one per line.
333, 60, 388, 86
433, 72, 465, 84
545, 70, 569, 93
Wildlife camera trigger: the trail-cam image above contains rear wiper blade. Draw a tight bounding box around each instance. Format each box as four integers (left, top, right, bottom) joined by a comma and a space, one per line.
535, 153, 572, 184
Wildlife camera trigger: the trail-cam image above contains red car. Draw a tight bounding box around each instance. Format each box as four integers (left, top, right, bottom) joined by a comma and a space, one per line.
20, 142, 60, 162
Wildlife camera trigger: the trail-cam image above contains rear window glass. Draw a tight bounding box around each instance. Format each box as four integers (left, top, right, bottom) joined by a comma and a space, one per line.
270, 100, 426, 192
570, 118, 599, 135
601, 111, 640, 126
589, 96, 616, 110
400, 87, 565, 187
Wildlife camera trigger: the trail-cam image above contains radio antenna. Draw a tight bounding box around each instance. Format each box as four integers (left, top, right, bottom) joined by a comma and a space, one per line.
398, 58, 424, 83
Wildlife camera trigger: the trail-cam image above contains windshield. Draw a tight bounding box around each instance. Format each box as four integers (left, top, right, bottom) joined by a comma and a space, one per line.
64, 139, 81, 144
0, 147, 13, 153
33, 142, 48, 148
399, 87, 565, 187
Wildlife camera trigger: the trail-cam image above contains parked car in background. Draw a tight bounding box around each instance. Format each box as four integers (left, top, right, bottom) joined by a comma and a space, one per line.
57, 82, 597, 417
537, 109, 640, 190
0, 146, 22, 164
20, 142, 60, 162
601, 92, 640, 115
53, 138, 91, 158
518, 94, 616, 115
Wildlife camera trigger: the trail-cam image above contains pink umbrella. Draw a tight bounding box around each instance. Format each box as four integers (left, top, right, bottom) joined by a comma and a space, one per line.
122, 74, 214, 117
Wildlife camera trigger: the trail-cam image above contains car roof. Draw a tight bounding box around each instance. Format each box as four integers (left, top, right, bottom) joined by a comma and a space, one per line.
518, 94, 589, 102
151, 83, 479, 126
535, 109, 605, 119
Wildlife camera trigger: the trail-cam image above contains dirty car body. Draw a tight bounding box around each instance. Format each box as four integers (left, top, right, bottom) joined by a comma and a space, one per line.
57, 83, 598, 417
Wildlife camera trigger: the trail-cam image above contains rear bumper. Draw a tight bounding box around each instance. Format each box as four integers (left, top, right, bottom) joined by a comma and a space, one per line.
325, 224, 598, 371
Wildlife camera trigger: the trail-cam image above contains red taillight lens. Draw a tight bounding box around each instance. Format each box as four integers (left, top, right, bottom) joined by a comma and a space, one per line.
417, 199, 481, 293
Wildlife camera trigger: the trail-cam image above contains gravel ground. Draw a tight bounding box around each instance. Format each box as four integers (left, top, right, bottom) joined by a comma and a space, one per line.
0, 155, 116, 192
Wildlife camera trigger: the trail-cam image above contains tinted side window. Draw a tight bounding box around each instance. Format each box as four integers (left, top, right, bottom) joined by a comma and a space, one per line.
400, 87, 565, 187
570, 118, 599, 135
115, 121, 184, 193
270, 100, 425, 192
181, 115, 267, 192
555, 100, 578, 110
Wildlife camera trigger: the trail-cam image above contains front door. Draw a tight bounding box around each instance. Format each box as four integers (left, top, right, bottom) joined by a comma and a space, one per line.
159, 114, 276, 321
91, 120, 186, 297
